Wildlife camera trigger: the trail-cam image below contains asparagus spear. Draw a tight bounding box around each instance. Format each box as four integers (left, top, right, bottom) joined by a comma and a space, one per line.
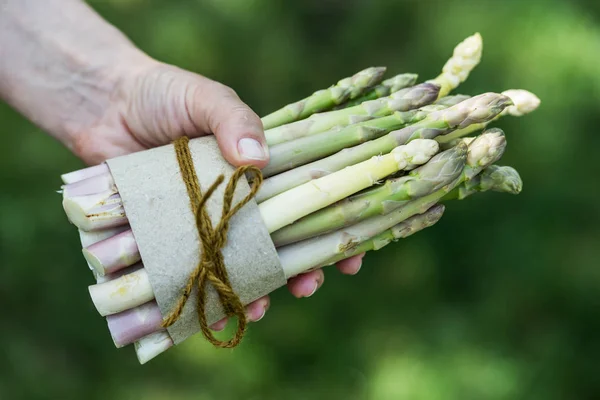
107, 300, 163, 348
89, 266, 153, 316
62, 171, 116, 197
430, 33, 483, 97
260, 139, 440, 233
339, 73, 419, 108
261, 67, 387, 129
96, 160, 518, 347
264, 82, 440, 146
340, 32, 483, 108
263, 102, 440, 177
259, 93, 511, 202
276, 129, 507, 273
271, 142, 468, 245
62, 191, 127, 231
61, 163, 110, 184
441, 165, 522, 201
104, 204, 446, 347
323, 204, 446, 266
135, 330, 173, 365
435, 94, 470, 106
82, 229, 141, 276
438, 89, 540, 145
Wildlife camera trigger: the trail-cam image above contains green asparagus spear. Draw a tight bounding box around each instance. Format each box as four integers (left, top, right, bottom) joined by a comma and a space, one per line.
261, 67, 386, 129
323, 204, 446, 266
259, 93, 512, 196
337, 73, 419, 108
272, 128, 506, 246
437, 89, 540, 146
271, 142, 467, 245
441, 165, 522, 201
277, 129, 508, 272
264, 82, 440, 146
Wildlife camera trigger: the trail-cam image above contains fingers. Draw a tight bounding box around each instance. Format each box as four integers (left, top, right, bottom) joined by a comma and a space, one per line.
287, 269, 325, 298
209, 295, 270, 331
336, 253, 365, 275
187, 78, 269, 168
208, 255, 364, 332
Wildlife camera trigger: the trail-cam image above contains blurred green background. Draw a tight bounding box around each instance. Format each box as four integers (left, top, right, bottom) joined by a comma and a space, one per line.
2, 0, 600, 399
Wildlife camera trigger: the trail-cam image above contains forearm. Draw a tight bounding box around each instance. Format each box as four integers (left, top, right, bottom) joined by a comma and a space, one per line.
0, 0, 149, 147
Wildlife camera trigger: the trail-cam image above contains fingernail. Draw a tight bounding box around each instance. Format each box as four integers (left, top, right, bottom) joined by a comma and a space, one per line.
254, 307, 267, 322
238, 138, 267, 161
353, 261, 362, 275
306, 281, 319, 298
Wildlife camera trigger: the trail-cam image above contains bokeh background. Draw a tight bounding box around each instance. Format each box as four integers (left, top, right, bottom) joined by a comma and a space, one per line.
2, 0, 600, 399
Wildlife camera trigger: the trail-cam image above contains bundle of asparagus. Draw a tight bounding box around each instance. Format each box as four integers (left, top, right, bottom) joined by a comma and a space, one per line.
59, 33, 540, 364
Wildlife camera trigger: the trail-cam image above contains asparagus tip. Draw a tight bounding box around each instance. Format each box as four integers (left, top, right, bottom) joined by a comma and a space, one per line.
501, 89, 541, 117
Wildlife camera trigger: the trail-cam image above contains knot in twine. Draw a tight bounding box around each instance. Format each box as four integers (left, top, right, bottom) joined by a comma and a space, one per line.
161, 136, 263, 348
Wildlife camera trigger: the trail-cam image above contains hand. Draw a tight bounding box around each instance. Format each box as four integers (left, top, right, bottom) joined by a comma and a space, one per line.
66, 58, 366, 329
0, 0, 363, 331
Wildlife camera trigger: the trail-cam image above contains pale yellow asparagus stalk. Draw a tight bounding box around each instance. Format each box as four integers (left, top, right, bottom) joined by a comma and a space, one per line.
430, 33, 483, 98
88, 267, 154, 316
259, 139, 440, 233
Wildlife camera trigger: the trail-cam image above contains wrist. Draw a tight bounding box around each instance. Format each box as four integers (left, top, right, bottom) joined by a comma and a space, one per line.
0, 0, 156, 148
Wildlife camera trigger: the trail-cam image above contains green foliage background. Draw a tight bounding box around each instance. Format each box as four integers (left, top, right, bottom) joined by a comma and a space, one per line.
1, 0, 600, 399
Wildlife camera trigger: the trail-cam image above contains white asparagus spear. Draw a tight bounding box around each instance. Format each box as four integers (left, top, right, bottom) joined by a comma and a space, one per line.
63, 191, 127, 231
83, 229, 140, 276
89, 266, 154, 316
62, 172, 116, 198
134, 330, 174, 365
79, 226, 129, 248
107, 300, 163, 348
61, 163, 110, 184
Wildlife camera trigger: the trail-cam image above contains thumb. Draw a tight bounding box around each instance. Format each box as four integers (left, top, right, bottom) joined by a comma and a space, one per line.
186, 78, 269, 169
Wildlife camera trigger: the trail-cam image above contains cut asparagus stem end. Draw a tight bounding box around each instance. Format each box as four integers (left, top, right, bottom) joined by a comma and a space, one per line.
62, 171, 116, 198
60, 163, 110, 184
107, 300, 163, 348
88, 266, 154, 316
82, 229, 141, 276
135, 330, 174, 365
63, 191, 128, 231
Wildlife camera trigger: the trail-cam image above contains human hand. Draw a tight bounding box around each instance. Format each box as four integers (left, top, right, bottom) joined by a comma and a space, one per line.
0, 0, 363, 330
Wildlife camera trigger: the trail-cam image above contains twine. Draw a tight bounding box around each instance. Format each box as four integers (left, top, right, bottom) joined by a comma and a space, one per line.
161, 136, 263, 348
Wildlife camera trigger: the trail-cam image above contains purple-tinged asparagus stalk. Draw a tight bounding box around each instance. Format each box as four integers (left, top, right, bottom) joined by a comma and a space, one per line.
61, 163, 110, 184
62, 171, 116, 197
107, 300, 163, 348
82, 229, 141, 276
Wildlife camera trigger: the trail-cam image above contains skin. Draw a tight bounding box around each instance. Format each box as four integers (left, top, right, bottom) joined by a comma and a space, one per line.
0, 0, 363, 329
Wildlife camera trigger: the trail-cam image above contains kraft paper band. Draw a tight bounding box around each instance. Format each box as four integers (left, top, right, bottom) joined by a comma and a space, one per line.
106, 136, 286, 345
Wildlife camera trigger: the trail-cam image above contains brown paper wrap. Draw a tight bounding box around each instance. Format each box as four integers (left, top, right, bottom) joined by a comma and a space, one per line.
106, 136, 286, 345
